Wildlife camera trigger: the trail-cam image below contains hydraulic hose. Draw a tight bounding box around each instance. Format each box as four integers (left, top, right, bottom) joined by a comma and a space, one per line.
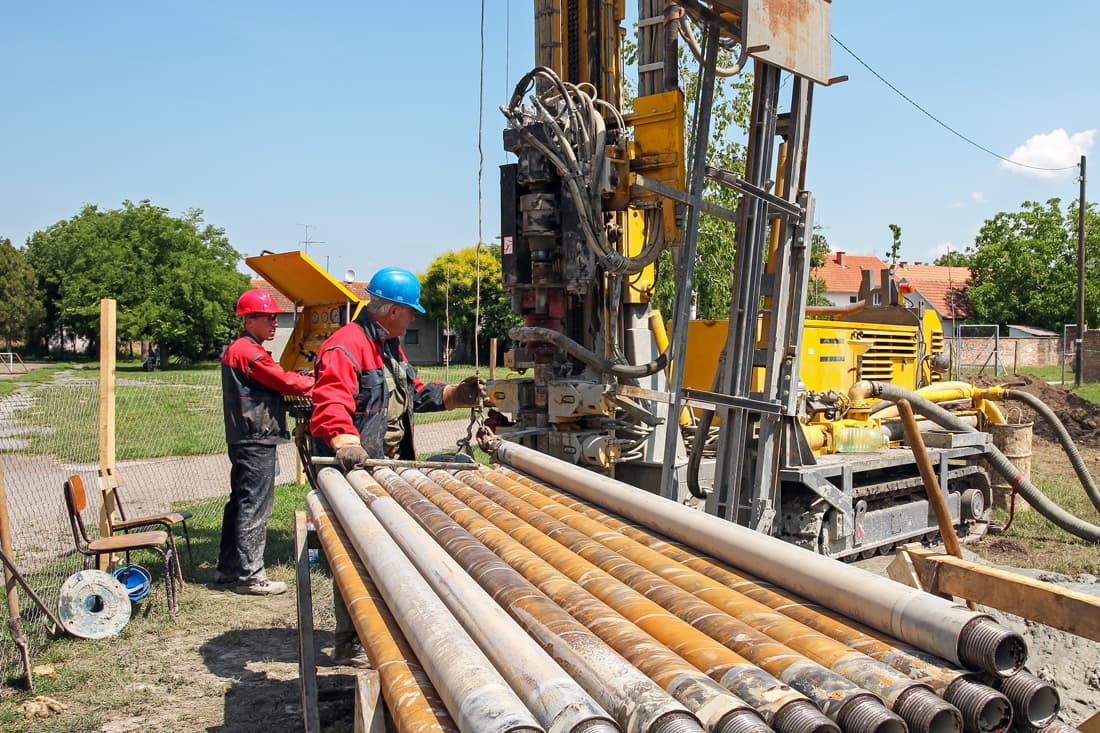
509, 326, 669, 378
855, 381, 1100, 544
1004, 389, 1100, 515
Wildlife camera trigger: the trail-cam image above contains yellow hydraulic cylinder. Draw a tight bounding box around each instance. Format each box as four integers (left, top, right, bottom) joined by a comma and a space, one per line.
306, 491, 457, 733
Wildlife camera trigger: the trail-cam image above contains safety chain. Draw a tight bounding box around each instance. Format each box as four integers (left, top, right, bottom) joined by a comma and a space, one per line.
455, 401, 487, 457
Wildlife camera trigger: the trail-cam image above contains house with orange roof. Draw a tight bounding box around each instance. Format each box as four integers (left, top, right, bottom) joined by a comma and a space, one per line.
812, 252, 972, 335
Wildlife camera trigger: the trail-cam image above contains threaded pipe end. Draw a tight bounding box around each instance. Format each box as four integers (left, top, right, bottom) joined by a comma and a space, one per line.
715, 709, 773, 733
838, 695, 907, 733
944, 677, 1012, 733
894, 686, 963, 733
997, 671, 1060, 729
648, 712, 706, 733
772, 700, 840, 733
958, 617, 1026, 677
568, 721, 620, 733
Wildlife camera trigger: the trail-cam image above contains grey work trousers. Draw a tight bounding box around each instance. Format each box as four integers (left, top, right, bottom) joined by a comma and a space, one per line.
218, 442, 277, 584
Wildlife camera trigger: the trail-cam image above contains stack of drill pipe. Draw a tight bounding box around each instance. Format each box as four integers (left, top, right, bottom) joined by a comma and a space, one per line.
473, 466, 973, 733
313, 467, 544, 732
350, 468, 702, 733
492, 466, 1015, 733
305, 491, 458, 733
450, 467, 974, 733
413, 466, 906, 733
488, 440, 1027, 678
376, 467, 835, 733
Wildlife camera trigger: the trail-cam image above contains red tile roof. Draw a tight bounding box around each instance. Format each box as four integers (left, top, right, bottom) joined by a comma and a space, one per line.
249, 277, 369, 312
893, 263, 972, 319
812, 251, 890, 292
812, 253, 972, 318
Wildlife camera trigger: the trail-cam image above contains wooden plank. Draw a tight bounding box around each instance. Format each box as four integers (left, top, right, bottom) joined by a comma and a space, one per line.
1079, 707, 1100, 733
904, 545, 1100, 642
97, 299, 117, 570
295, 511, 322, 733
354, 670, 386, 733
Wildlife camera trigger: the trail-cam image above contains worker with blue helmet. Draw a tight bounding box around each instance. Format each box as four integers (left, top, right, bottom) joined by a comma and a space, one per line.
309, 266, 485, 667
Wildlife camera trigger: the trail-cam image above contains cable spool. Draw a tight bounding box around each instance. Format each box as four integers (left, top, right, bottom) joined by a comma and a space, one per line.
57, 570, 132, 639
112, 565, 152, 602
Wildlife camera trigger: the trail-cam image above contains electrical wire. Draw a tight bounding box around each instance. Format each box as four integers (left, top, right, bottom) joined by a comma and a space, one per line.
832, 34, 1079, 174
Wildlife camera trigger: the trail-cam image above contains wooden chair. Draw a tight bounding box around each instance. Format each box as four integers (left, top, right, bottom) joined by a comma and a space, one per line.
63, 476, 177, 615
96, 472, 195, 576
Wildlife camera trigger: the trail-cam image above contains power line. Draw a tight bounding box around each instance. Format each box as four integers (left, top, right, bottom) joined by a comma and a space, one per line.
831, 34, 1079, 174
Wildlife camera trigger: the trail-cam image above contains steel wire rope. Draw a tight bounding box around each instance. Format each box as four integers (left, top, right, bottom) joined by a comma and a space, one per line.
832, 35, 1078, 174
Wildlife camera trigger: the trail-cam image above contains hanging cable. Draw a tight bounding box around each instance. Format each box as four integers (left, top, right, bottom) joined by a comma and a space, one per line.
832, 35, 1078, 173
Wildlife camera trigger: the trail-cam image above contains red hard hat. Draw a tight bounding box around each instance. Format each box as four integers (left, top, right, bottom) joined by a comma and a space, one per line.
236, 289, 280, 316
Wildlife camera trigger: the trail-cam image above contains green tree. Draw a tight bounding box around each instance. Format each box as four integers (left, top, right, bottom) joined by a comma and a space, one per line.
0, 238, 46, 348
420, 245, 521, 362
887, 224, 902, 265
806, 228, 832, 307
25, 201, 248, 360
933, 249, 970, 267
965, 198, 1100, 332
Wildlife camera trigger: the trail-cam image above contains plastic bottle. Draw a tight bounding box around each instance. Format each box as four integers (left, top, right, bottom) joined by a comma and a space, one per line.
835, 426, 885, 453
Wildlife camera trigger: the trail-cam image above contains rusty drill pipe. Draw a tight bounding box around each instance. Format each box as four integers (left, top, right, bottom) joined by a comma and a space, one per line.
495, 466, 1015, 733
417, 468, 835, 733
459, 469, 907, 733
480, 469, 964, 733
990, 671, 1059, 730
369, 468, 706, 733
305, 491, 458, 733
489, 438, 1025, 677
341, 469, 617, 733
314, 467, 544, 733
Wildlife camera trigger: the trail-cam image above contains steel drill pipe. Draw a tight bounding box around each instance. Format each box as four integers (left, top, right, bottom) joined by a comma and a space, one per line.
489, 438, 1025, 677
423, 470, 871, 733
990, 671, 1059, 730
494, 467, 1013, 733
314, 467, 543, 733
305, 491, 458, 733
340, 469, 618, 733
479, 468, 964, 733
459, 469, 907, 733
369, 467, 708, 733
417, 468, 834, 733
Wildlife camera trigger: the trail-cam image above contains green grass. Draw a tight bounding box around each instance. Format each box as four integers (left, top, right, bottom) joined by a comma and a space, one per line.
13, 366, 224, 461
0, 363, 78, 397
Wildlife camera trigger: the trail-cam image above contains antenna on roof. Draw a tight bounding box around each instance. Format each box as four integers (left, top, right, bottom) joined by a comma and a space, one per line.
296, 223, 326, 255
343, 269, 356, 283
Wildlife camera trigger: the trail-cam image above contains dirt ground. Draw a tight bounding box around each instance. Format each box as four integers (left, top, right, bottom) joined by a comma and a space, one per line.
4, 381, 1100, 731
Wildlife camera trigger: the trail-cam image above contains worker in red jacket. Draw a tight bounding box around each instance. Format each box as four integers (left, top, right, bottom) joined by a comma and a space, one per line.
310, 267, 484, 665
219, 289, 314, 596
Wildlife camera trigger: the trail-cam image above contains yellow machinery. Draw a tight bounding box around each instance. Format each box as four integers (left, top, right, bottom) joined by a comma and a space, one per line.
491, 0, 999, 559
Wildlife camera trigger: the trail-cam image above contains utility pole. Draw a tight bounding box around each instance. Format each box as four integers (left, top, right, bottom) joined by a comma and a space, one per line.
296, 223, 326, 259
1076, 155, 1087, 387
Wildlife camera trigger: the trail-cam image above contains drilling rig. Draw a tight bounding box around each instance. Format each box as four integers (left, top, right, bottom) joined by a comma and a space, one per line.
491, 0, 996, 558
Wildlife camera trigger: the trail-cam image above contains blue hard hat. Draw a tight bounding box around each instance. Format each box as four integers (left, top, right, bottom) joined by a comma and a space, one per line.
366, 267, 426, 313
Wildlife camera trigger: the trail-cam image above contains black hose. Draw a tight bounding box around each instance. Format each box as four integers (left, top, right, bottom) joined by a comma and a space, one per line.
1004, 389, 1100, 515
864, 382, 1100, 543
509, 327, 668, 378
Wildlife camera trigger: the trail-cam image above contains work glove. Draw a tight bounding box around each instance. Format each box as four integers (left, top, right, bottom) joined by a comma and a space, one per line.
444, 375, 487, 409
335, 444, 370, 472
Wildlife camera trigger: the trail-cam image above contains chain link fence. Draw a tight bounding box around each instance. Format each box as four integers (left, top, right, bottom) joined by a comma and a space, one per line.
0, 359, 472, 685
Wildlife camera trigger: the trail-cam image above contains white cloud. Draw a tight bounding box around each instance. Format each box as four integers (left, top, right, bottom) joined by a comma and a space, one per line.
970, 191, 987, 203
931, 241, 957, 259
1001, 128, 1095, 179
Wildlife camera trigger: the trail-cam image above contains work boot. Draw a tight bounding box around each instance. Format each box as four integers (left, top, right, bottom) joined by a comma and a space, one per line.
331, 639, 371, 669
234, 579, 287, 596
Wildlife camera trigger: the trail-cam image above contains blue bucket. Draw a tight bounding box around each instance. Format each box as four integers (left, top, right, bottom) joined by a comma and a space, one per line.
112, 565, 152, 602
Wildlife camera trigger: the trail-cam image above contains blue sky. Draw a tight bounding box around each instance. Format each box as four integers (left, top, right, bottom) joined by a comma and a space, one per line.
1, 1, 1095, 283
